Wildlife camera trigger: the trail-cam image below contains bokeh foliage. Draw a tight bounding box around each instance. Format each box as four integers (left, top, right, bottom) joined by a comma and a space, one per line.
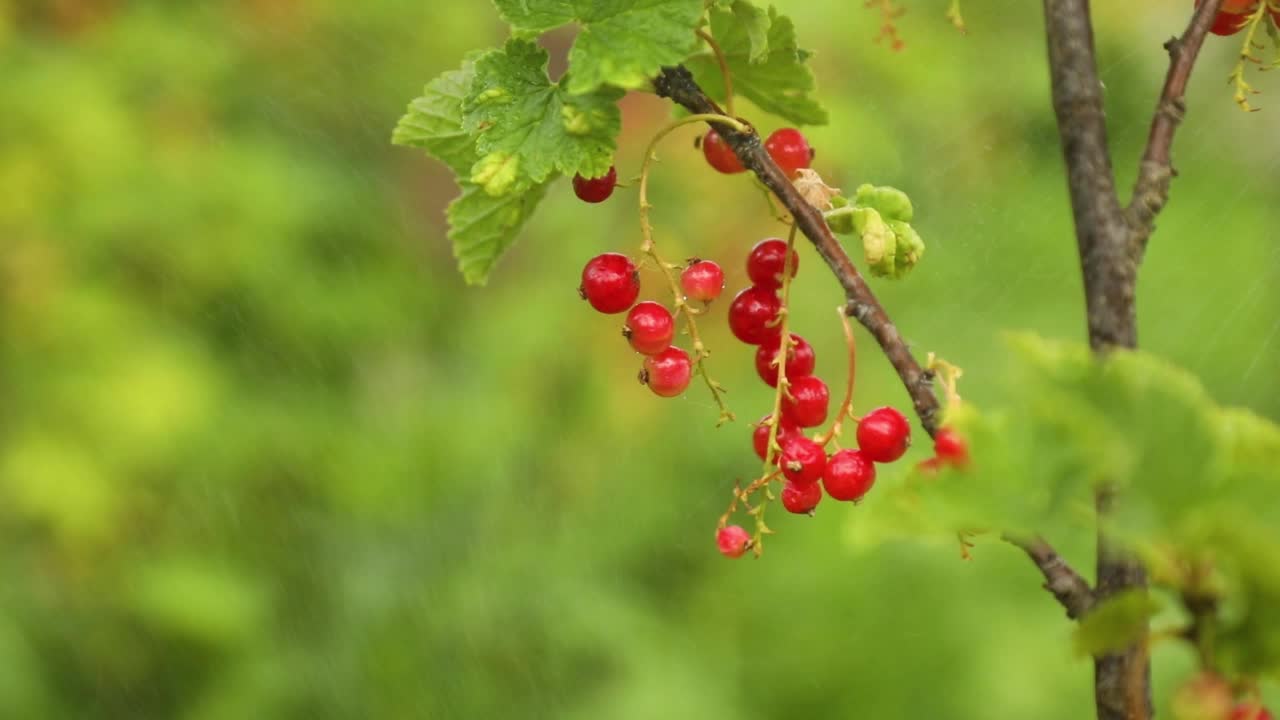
1, 1, 1277, 718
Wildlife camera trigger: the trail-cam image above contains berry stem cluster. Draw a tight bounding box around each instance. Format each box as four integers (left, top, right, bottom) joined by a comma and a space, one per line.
637, 112, 750, 426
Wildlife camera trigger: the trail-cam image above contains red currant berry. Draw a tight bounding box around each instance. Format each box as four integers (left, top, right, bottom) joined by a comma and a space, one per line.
623, 301, 675, 355
781, 480, 822, 515
779, 435, 827, 486
640, 346, 692, 397
933, 427, 970, 467
781, 375, 830, 428
856, 406, 911, 463
823, 449, 876, 502
572, 165, 617, 203
746, 238, 799, 289
1197, 0, 1256, 34
754, 334, 816, 388
680, 260, 725, 303
716, 525, 752, 558
580, 253, 640, 314
752, 415, 799, 462
727, 286, 782, 345
764, 128, 813, 177
1231, 704, 1275, 720
701, 129, 746, 174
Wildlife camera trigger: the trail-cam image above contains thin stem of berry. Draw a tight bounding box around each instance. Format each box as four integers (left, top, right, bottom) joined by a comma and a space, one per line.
696, 29, 735, 117
717, 470, 781, 530
815, 306, 858, 447
638, 113, 750, 426
1229, 3, 1270, 111
746, 223, 799, 556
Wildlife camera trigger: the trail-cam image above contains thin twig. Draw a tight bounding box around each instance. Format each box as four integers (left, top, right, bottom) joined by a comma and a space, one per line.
1005, 533, 1096, 620
696, 28, 735, 117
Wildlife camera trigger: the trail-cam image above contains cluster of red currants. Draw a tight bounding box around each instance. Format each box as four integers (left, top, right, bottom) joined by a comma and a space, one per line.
1198, 0, 1278, 36
579, 252, 726, 397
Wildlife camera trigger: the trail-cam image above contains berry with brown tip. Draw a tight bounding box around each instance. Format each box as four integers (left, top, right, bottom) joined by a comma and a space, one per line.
580, 253, 640, 314
823, 449, 877, 502
623, 301, 675, 355
717, 525, 752, 557
857, 406, 911, 463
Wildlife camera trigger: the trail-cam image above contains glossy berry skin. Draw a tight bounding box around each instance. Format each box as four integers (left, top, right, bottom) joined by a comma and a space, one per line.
933, 427, 969, 467
623, 301, 675, 355
641, 346, 692, 397
753, 415, 799, 462
765, 128, 814, 177
1197, 0, 1257, 35
681, 260, 725, 303
1231, 704, 1275, 720
572, 165, 617, 203
823, 449, 876, 502
746, 238, 800, 289
781, 480, 823, 515
856, 406, 911, 463
701, 129, 746, 174
727, 286, 783, 345
779, 435, 827, 486
781, 375, 830, 428
580, 253, 640, 314
717, 525, 752, 558
755, 334, 816, 388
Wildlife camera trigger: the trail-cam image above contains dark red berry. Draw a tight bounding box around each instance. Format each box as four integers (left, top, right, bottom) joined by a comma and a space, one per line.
933, 427, 969, 467
752, 415, 799, 462
746, 238, 799, 289
823, 449, 876, 502
1231, 704, 1275, 720
681, 260, 725, 303
779, 435, 827, 486
580, 253, 640, 314
781, 375, 830, 428
641, 346, 692, 397
755, 334, 816, 388
701, 129, 745, 174
781, 480, 822, 515
623, 301, 675, 355
572, 165, 617, 203
717, 525, 751, 558
856, 407, 911, 463
764, 128, 813, 177
727, 286, 782, 345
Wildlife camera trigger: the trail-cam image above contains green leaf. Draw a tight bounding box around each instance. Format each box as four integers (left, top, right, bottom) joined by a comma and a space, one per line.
729, 0, 771, 63
448, 180, 550, 285
686, 5, 828, 126
391, 60, 480, 175
464, 39, 622, 194
854, 183, 914, 222
1073, 590, 1161, 657
491, 0, 705, 95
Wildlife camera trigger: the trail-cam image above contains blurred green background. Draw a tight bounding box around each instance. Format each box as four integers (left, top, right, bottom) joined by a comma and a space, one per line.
1, 1, 1277, 717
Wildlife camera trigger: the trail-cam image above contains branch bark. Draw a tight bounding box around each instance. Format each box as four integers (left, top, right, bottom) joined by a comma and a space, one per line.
1042, 1, 1220, 718
653, 65, 941, 436
1006, 534, 1095, 620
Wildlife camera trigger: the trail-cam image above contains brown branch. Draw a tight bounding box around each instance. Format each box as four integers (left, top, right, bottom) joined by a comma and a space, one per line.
652, 65, 941, 437
1127, 0, 1223, 254
1005, 533, 1095, 620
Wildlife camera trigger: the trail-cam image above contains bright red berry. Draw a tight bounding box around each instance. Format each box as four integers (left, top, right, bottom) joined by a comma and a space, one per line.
779, 435, 827, 486
640, 346, 692, 397
823, 449, 876, 502
717, 525, 752, 558
623, 301, 675, 355
755, 334, 816, 388
752, 415, 799, 462
727, 286, 782, 345
1231, 703, 1275, 720
781, 480, 823, 515
933, 427, 970, 467
580, 253, 640, 314
681, 260, 725, 303
701, 129, 746, 174
1197, 0, 1257, 34
572, 165, 617, 203
764, 128, 814, 177
856, 406, 911, 463
746, 238, 800, 289
781, 375, 830, 428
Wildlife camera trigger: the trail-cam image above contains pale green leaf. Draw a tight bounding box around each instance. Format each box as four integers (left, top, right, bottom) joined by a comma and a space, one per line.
447, 179, 550, 285
391, 60, 479, 175
730, 0, 771, 63
1073, 590, 1161, 657
686, 5, 828, 125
